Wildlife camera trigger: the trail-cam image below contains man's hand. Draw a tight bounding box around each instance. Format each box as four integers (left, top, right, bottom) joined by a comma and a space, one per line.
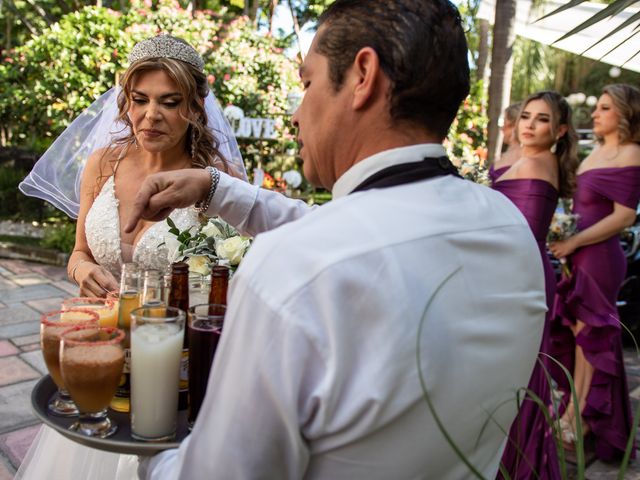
125, 169, 211, 233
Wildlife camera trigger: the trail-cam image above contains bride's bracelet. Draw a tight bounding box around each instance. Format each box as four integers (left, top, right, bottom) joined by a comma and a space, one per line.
194, 166, 220, 213
69, 259, 90, 284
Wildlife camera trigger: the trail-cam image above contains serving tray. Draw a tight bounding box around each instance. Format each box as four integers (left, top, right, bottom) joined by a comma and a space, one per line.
31, 375, 189, 455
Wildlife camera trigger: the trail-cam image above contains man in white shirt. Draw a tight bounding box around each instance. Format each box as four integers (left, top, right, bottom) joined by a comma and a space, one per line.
128, 1, 547, 478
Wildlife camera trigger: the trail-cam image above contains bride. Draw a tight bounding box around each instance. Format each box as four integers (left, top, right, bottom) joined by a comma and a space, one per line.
16, 34, 246, 479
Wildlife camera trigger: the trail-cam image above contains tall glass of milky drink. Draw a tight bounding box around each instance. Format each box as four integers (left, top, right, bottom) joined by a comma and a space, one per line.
130, 306, 185, 441
60, 326, 125, 438
62, 297, 118, 327
40, 309, 99, 416
187, 304, 225, 429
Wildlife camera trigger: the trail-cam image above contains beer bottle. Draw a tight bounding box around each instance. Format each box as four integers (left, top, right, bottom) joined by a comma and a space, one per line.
208, 265, 230, 306
168, 262, 190, 411
111, 262, 140, 413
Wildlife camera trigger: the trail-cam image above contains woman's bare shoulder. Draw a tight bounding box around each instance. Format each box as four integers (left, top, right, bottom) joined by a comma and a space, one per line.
618, 143, 640, 167
511, 156, 554, 180
81, 146, 124, 195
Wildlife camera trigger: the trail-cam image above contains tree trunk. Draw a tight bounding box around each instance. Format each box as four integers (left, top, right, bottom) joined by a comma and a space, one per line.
487, 0, 517, 164
554, 53, 566, 92
244, 0, 259, 21
4, 11, 11, 52
286, 0, 304, 61
476, 19, 490, 85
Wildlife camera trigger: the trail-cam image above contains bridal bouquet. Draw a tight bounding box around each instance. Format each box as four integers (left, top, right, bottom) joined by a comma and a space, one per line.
165, 217, 252, 275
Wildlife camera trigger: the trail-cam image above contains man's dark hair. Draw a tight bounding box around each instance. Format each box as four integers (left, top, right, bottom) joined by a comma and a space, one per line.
317, 0, 470, 139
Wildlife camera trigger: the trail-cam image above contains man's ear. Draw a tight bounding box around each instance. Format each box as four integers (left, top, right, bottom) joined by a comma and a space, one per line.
350, 47, 382, 111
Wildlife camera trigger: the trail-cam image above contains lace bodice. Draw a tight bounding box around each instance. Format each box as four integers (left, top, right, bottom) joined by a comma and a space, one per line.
85, 176, 200, 278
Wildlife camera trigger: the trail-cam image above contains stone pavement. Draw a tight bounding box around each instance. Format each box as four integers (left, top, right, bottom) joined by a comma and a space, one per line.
0, 257, 639, 479
0, 259, 77, 479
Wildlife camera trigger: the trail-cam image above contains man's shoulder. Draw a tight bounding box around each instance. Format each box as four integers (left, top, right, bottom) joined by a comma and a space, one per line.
235, 177, 532, 300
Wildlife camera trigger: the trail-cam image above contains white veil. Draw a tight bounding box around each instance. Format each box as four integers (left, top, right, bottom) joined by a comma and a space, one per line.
19, 86, 246, 219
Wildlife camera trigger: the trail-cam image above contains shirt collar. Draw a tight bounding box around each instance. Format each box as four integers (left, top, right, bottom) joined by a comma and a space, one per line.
332, 144, 447, 199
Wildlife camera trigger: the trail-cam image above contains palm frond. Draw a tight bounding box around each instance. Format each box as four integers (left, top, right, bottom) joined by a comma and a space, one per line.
538, 0, 640, 55
554, 0, 638, 43
535, 0, 588, 21
580, 10, 640, 54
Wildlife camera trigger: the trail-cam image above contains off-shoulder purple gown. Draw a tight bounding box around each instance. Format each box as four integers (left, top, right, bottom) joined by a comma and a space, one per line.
551, 166, 640, 461
493, 179, 560, 479
489, 165, 510, 187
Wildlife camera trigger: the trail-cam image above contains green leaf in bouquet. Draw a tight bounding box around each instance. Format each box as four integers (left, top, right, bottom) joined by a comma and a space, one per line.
166, 217, 178, 232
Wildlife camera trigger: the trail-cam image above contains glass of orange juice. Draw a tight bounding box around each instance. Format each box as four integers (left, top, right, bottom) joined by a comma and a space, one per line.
62, 297, 118, 328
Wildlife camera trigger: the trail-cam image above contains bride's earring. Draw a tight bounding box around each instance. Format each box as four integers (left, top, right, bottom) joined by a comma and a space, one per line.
550, 137, 559, 154
133, 136, 139, 150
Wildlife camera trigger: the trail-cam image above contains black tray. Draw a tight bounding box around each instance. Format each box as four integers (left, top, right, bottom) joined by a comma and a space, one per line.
31, 375, 189, 455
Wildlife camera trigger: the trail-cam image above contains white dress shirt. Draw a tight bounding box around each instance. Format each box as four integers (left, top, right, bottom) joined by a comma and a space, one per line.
144, 144, 546, 479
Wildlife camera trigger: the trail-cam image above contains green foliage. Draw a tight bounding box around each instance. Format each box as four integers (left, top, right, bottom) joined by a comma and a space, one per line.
0, 1, 300, 173
0, 165, 47, 219
510, 38, 555, 104
41, 219, 76, 253
447, 81, 489, 184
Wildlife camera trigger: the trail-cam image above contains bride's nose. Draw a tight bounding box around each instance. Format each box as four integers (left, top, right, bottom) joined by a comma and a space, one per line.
145, 102, 162, 122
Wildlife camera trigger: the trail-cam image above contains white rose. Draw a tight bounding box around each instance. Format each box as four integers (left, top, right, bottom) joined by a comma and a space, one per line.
201, 221, 223, 238
216, 236, 250, 266
186, 255, 211, 276
163, 234, 182, 263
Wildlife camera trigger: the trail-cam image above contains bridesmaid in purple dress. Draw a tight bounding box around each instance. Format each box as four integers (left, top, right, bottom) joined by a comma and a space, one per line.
489, 102, 522, 186
494, 91, 579, 479
549, 84, 640, 461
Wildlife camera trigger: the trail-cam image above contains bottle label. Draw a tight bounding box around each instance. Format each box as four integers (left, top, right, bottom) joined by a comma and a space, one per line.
179, 348, 189, 392
113, 349, 130, 400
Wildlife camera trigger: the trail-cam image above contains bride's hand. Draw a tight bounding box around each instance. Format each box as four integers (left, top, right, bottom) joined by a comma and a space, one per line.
75, 262, 119, 297
125, 169, 212, 233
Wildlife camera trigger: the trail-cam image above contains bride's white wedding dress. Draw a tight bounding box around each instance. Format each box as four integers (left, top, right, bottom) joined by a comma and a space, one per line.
16, 173, 200, 480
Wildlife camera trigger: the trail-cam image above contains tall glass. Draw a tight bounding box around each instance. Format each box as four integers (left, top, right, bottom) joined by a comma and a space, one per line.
188, 273, 210, 308
111, 262, 139, 413
141, 269, 166, 309
130, 306, 185, 441
62, 297, 118, 328
187, 304, 225, 429
106, 290, 120, 318
60, 326, 125, 438
40, 309, 99, 416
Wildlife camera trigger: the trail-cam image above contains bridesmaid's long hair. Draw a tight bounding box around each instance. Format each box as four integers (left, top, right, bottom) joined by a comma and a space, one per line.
601, 84, 640, 145
519, 91, 579, 198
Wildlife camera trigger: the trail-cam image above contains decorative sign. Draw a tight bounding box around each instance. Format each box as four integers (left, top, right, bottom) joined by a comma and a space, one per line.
223, 106, 277, 140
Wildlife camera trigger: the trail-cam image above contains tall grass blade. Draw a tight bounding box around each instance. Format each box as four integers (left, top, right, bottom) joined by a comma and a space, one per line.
415, 266, 487, 479
615, 316, 639, 479
541, 354, 586, 478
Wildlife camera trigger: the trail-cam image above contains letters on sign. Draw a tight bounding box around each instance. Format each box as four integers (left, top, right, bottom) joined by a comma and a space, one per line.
223, 105, 277, 139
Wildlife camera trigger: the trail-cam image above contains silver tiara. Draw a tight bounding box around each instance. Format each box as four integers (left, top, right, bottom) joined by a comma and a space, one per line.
127, 35, 205, 72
